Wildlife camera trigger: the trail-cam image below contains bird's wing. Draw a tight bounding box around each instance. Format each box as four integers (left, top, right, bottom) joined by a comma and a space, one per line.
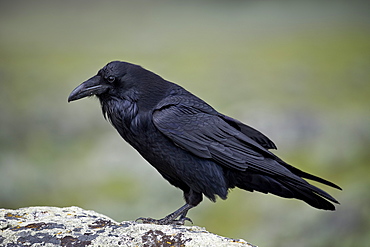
153, 96, 275, 171
219, 114, 277, 150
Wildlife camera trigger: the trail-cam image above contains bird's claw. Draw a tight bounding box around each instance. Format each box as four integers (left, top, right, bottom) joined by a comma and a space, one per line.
135, 216, 192, 225
173, 216, 193, 225
135, 217, 165, 225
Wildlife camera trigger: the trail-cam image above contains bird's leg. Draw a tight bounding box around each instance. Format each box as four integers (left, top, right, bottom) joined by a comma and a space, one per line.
173, 208, 193, 225
136, 189, 202, 225
136, 203, 193, 225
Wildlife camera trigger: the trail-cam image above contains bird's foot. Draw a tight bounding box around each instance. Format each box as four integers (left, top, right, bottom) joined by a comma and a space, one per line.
135, 216, 192, 225
135, 203, 194, 225
173, 216, 193, 225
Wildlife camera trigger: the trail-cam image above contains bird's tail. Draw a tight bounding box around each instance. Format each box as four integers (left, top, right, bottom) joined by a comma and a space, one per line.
278, 179, 339, 210
229, 168, 340, 210
274, 156, 342, 190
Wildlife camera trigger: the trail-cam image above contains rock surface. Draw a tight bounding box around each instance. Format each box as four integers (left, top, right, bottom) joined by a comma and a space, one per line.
0, 206, 255, 247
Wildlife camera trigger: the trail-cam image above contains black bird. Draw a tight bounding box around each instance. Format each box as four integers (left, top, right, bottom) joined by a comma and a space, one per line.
68, 61, 341, 225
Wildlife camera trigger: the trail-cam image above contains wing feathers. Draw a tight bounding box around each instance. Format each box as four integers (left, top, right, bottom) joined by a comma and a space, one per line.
153, 103, 267, 171
153, 96, 339, 209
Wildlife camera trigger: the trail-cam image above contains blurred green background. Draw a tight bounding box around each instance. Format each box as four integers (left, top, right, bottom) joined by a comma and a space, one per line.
1, 0, 369, 246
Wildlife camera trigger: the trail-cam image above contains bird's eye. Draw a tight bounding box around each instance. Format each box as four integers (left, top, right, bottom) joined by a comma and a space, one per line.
107, 76, 115, 83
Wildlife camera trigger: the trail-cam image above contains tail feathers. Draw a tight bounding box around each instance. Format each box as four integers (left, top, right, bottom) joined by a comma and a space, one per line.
281, 180, 338, 210
276, 157, 342, 190
233, 172, 339, 210
303, 181, 339, 204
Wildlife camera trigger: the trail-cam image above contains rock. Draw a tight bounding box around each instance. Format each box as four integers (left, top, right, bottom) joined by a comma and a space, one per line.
0, 206, 256, 247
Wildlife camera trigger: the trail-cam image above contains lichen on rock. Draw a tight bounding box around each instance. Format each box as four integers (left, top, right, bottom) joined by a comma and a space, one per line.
0, 206, 255, 247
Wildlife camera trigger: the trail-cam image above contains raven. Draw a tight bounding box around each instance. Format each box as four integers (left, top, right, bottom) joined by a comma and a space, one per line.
68, 61, 341, 225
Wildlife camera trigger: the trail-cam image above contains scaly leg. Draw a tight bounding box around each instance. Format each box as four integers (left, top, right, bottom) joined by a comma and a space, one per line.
136, 203, 193, 225
136, 189, 202, 225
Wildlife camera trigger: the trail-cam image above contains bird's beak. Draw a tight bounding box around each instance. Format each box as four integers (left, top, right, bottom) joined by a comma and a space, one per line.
68, 76, 109, 102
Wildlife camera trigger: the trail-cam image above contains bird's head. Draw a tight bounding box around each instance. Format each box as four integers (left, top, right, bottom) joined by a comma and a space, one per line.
69, 61, 173, 114
68, 61, 141, 102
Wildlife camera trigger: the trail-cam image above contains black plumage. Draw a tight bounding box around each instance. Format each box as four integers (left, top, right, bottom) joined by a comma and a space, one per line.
68, 61, 341, 224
